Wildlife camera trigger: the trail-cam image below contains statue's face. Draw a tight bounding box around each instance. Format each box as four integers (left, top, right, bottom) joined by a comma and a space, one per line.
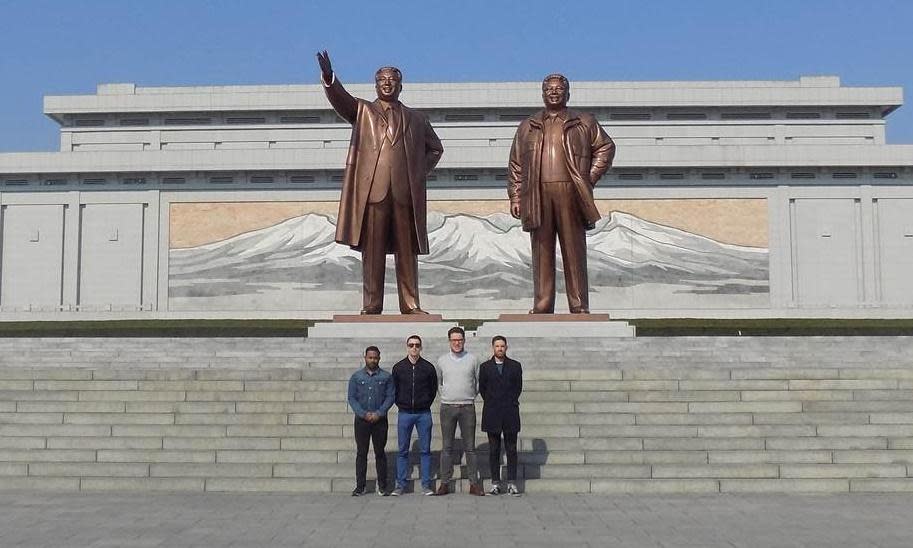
542, 78, 569, 109
375, 69, 402, 102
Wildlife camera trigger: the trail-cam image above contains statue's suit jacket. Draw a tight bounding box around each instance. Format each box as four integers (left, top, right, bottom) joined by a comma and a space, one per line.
323, 76, 444, 254
507, 109, 615, 231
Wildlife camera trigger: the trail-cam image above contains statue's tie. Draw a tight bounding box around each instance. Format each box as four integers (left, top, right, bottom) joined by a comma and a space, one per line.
386, 105, 399, 145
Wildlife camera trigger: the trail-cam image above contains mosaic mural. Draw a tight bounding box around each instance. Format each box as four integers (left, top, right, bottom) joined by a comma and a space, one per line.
168, 199, 769, 313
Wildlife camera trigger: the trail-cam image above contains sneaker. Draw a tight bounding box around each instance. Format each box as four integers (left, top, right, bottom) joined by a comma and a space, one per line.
488, 483, 502, 496
351, 487, 366, 497
422, 486, 435, 496
376, 485, 387, 496
507, 483, 520, 497
390, 487, 404, 497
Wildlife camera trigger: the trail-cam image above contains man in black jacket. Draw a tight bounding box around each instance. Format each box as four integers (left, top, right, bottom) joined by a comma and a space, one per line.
391, 334, 438, 496
478, 335, 523, 496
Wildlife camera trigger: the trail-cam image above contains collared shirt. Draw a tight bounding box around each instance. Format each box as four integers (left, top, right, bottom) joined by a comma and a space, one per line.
347, 366, 395, 419
540, 110, 572, 182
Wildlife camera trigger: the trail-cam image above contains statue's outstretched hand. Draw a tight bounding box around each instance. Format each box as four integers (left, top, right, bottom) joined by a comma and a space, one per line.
316, 50, 333, 80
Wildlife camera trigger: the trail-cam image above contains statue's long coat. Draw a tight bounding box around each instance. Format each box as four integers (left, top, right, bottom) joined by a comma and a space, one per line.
323, 76, 444, 253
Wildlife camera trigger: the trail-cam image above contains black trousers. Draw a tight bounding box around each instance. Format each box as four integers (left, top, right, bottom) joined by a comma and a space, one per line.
354, 416, 389, 491
487, 431, 518, 483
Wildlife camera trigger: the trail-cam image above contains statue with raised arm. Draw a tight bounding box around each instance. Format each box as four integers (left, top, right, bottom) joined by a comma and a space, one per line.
317, 51, 444, 314
508, 74, 616, 314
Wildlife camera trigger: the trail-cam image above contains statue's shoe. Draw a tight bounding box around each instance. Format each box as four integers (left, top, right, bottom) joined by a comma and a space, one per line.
404, 308, 429, 315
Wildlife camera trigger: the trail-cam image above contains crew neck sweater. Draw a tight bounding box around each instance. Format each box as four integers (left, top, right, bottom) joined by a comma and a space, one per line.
436, 351, 479, 404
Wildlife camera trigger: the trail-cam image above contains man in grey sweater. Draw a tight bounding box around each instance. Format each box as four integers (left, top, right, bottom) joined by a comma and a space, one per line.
435, 326, 483, 496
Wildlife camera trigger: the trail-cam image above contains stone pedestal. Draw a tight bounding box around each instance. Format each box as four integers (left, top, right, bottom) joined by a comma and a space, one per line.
474, 314, 635, 338
308, 314, 458, 339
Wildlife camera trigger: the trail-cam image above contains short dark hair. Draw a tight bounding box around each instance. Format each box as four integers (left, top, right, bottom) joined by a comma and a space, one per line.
406, 334, 422, 344
375, 66, 403, 82
447, 326, 465, 339
491, 335, 507, 346
364, 345, 380, 356
542, 73, 569, 91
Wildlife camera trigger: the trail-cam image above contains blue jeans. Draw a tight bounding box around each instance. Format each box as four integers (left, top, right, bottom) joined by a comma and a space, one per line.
396, 410, 433, 489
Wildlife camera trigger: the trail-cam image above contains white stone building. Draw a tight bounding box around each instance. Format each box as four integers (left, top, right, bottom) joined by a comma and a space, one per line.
0, 75, 909, 319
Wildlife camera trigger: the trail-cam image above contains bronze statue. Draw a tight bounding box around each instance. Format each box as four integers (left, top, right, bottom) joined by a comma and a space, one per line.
317, 51, 444, 314
508, 74, 616, 314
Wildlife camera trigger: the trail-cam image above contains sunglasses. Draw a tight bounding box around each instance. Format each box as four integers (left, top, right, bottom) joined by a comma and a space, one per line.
407, 343, 422, 348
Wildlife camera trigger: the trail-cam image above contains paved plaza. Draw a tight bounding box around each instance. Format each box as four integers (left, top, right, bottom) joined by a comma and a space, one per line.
0, 491, 909, 547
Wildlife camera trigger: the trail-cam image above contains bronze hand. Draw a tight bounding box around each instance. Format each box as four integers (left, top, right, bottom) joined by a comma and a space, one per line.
316, 50, 333, 81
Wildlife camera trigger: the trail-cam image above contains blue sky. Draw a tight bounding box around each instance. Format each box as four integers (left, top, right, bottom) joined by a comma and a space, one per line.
0, 0, 910, 151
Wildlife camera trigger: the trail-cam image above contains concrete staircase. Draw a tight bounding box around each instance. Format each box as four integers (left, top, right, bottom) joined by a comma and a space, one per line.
0, 336, 911, 493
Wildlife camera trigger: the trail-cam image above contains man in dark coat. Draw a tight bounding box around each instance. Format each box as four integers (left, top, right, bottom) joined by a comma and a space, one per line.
316, 50, 444, 314
390, 334, 438, 496
478, 335, 523, 496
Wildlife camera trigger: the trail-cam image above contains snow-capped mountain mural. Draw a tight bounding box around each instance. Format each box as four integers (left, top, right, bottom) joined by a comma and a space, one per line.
169, 210, 768, 311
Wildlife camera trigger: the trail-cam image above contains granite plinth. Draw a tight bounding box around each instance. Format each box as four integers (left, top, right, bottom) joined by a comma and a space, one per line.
474, 314, 635, 338
309, 314, 457, 339
498, 313, 612, 322
332, 314, 443, 322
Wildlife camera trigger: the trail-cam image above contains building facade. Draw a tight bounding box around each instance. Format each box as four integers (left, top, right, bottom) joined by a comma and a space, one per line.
0, 75, 910, 319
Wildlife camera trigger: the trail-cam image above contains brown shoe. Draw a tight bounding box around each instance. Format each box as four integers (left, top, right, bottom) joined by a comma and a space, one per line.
435, 483, 450, 496
468, 483, 484, 496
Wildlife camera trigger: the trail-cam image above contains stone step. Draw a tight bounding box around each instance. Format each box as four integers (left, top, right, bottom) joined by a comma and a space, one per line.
11, 462, 909, 486
0, 343, 912, 493
0, 336, 911, 353
7, 475, 887, 494
1, 371, 909, 385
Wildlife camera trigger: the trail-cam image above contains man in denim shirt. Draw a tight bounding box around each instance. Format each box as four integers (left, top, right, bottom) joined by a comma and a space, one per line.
347, 345, 395, 496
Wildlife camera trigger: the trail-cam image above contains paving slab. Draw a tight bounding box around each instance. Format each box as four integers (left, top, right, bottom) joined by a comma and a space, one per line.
0, 492, 911, 547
